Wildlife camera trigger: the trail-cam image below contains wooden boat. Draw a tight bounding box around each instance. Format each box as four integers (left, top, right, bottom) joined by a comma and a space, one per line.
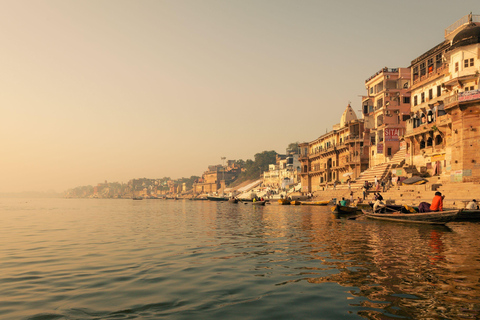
300, 200, 329, 206
278, 199, 291, 205
361, 209, 460, 225
133, 197, 143, 200
228, 198, 238, 203
290, 200, 301, 205
331, 204, 361, 215
455, 209, 480, 221
252, 200, 266, 206
207, 195, 229, 201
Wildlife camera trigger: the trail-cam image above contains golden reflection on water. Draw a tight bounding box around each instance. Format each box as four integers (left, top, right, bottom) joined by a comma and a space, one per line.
301, 216, 480, 319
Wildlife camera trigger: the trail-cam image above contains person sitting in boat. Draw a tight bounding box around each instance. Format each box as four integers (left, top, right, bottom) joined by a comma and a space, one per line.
339, 197, 347, 206
374, 192, 384, 201
373, 199, 385, 213
419, 191, 444, 212
430, 192, 444, 211
466, 199, 479, 210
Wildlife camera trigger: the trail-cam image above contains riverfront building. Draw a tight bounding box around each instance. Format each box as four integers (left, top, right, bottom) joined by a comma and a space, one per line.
193, 161, 241, 194
405, 14, 480, 182
299, 104, 369, 192
362, 67, 411, 167
263, 153, 301, 188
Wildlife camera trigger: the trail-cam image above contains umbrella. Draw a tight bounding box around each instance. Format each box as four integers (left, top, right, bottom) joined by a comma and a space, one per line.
342, 172, 353, 177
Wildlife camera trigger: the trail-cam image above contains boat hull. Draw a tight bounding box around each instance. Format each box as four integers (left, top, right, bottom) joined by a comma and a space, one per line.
207, 196, 229, 201
300, 201, 329, 206
278, 199, 291, 205
253, 201, 266, 206
331, 204, 361, 214
362, 209, 459, 225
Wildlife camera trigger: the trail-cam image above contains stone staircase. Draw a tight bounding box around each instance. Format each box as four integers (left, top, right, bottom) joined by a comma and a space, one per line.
366, 175, 480, 209
334, 149, 406, 191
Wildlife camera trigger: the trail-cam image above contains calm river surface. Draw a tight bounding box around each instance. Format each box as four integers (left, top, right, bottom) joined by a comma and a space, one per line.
1, 198, 480, 320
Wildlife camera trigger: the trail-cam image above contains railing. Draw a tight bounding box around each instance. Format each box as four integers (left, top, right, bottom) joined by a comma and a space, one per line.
365, 67, 399, 83
412, 64, 447, 86
444, 93, 458, 107
445, 14, 480, 37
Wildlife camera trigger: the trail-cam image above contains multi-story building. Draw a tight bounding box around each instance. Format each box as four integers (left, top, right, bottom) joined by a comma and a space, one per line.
263, 153, 300, 188
299, 104, 369, 192
193, 161, 242, 194
362, 67, 411, 167
405, 13, 480, 181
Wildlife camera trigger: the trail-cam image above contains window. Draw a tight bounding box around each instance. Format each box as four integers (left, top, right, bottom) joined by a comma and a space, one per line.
465, 59, 469, 68
436, 53, 443, 68
421, 92, 425, 103
437, 85, 441, 97
403, 96, 410, 104
429, 89, 433, 100
413, 66, 419, 81
455, 62, 459, 72
427, 137, 433, 147
470, 58, 474, 67
414, 96, 418, 106
387, 148, 392, 156
428, 58, 434, 73
420, 62, 426, 76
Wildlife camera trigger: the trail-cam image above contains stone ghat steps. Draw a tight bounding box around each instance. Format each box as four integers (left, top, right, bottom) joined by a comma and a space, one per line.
334, 149, 406, 191
334, 163, 390, 191
372, 181, 480, 209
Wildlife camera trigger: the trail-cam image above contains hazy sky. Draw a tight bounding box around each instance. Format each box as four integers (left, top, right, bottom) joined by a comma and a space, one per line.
1, 1, 479, 193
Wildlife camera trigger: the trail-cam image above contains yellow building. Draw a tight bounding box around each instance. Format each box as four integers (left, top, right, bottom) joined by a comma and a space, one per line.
299, 104, 369, 192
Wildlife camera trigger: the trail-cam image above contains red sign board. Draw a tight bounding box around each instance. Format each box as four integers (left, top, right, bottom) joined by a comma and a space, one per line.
385, 128, 400, 141
459, 89, 480, 102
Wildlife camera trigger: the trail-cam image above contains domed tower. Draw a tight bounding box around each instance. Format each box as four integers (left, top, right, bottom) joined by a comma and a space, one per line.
340, 104, 357, 128
450, 22, 480, 49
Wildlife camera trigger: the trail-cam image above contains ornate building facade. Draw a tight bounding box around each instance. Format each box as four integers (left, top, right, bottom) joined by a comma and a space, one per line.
405, 14, 480, 182
299, 105, 369, 192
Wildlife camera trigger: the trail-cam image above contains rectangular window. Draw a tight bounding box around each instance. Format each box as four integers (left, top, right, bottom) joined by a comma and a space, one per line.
414, 96, 418, 106
465, 59, 469, 68
387, 148, 392, 156
455, 62, 459, 72
470, 58, 474, 67
403, 96, 410, 104
421, 92, 425, 103
428, 58, 434, 73
413, 66, 419, 81
429, 89, 433, 100
377, 98, 383, 109
420, 62, 426, 76
436, 53, 443, 68
437, 85, 441, 97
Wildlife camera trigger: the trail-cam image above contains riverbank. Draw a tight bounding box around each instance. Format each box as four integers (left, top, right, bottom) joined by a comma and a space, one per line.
311, 177, 478, 209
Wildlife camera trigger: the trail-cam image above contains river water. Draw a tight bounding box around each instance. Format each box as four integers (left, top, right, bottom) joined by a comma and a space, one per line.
1, 198, 479, 320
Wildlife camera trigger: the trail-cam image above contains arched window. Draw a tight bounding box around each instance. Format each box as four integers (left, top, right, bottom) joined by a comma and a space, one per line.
435, 135, 443, 145
427, 110, 434, 123
420, 140, 426, 149
427, 137, 433, 147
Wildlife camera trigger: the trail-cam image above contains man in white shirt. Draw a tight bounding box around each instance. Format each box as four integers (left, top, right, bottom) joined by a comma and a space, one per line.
466, 199, 479, 210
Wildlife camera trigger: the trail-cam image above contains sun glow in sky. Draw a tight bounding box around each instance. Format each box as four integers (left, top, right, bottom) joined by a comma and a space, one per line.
1, 0, 479, 193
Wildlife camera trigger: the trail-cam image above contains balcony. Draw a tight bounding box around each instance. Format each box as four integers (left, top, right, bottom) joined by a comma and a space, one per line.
445, 90, 480, 110
411, 64, 447, 88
